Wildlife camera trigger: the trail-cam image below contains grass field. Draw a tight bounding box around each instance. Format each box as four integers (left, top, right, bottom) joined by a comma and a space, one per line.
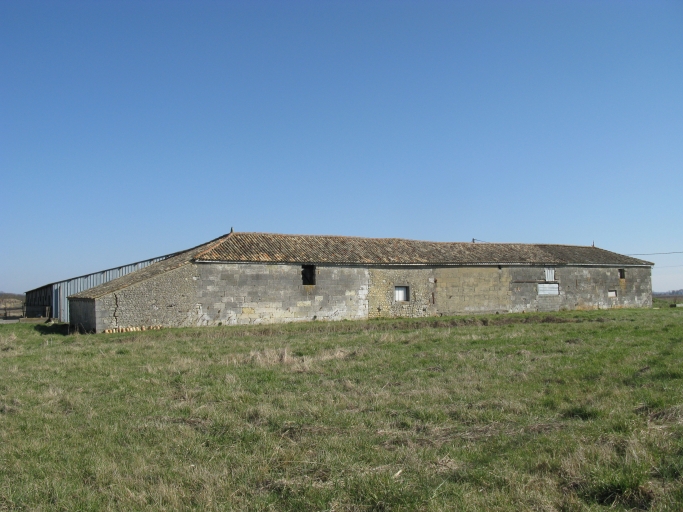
1, 308, 682, 511
654, 297, 683, 309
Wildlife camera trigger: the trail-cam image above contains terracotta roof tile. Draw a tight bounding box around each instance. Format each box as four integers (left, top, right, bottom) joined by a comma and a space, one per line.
69, 234, 230, 300
195, 232, 652, 266
70, 232, 652, 299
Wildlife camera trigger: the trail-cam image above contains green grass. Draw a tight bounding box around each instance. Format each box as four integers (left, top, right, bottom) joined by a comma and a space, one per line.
653, 297, 683, 312
1, 308, 682, 511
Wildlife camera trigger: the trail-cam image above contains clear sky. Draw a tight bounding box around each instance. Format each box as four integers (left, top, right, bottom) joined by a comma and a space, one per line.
1, 1, 682, 293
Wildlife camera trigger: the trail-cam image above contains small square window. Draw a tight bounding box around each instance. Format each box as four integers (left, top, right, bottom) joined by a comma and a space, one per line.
544, 268, 555, 282
618, 269, 626, 279
608, 290, 617, 298
394, 286, 409, 302
302, 265, 316, 285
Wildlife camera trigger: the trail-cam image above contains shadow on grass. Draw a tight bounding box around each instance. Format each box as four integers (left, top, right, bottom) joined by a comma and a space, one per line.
561, 405, 601, 421
580, 476, 654, 509
34, 323, 71, 336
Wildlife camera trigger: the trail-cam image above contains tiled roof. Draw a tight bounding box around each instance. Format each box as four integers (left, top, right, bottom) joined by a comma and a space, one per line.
69, 234, 230, 299
69, 232, 652, 299
195, 232, 653, 266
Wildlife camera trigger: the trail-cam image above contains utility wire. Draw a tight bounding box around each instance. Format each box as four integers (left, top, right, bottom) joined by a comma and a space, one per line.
466, 245, 682, 255
652, 265, 683, 269
627, 251, 683, 256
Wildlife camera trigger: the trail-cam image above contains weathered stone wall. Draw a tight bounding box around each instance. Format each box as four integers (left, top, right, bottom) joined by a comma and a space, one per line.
367, 267, 437, 318
508, 266, 652, 313
71, 261, 652, 332
69, 299, 96, 331
434, 267, 512, 314
366, 265, 652, 316
194, 263, 369, 325
92, 263, 197, 332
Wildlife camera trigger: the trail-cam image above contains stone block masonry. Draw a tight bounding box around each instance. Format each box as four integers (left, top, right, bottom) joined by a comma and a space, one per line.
367, 267, 437, 318
194, 263, 369, 325
81, 262, 370, 331
93, 264, 197, 332
507, 266, 651, 313
71, 262, 652, 332
435, 267, 512, 315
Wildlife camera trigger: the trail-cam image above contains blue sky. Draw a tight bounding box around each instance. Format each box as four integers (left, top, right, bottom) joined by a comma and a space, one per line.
1, 0, 682, 293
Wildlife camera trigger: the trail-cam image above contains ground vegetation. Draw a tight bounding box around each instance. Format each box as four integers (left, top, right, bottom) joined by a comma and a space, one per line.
0, 309, 682, 510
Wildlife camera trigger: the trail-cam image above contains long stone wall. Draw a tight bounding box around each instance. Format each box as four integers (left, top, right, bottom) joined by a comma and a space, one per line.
194, 263, 369, 325
70, 262, 652, 332
366, 265, 651, 317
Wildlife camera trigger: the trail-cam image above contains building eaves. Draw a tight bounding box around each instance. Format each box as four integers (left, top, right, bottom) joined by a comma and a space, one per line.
194, 232, 653, 267
25, 253, 181, 295
68, 233, 232, 300
67, 232, 653, 301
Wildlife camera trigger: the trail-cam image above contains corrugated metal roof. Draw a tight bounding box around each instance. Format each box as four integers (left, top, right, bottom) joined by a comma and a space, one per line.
69, 232, 653, 300
25, 254, 173, 322
69, 234, 230, 300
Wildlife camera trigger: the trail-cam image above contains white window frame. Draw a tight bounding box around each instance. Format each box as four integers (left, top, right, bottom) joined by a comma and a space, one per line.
394, 286, 409, 302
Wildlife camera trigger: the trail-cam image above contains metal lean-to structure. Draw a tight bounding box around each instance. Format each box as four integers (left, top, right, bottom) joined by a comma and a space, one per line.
24, 254, 174, 322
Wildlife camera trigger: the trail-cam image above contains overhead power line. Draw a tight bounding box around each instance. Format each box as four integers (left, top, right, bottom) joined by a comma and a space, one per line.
627, 251, 683, 256
466, 245, 683, 255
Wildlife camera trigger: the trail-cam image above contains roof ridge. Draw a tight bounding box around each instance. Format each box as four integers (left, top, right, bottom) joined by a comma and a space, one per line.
193, 232, 651, 266
193, 231, 234, 260
210, 231, 601, 247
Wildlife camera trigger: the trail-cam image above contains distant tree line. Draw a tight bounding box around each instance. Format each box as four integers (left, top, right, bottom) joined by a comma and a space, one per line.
653, 289, 683, 296
0, 292, 25, 302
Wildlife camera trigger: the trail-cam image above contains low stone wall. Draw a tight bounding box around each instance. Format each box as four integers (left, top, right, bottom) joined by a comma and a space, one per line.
92, 263, 197, 332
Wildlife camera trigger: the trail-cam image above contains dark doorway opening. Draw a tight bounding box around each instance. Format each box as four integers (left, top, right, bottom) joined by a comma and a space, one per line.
302, 265, 316, 285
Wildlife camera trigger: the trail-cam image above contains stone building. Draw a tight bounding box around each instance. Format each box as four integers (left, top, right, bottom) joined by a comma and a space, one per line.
69, 232, 653, 332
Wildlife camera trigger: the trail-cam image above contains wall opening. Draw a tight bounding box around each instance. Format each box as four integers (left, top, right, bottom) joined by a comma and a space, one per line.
608, 290, 617, 298
302, 265, 316, 285
394, 286, 409, 302
618, 269, 626, 279
544, 268, 555, 281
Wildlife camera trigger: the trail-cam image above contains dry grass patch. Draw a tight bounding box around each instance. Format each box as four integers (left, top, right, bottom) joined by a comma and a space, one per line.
228, 346, 363, 374
1, 309, 682, 510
